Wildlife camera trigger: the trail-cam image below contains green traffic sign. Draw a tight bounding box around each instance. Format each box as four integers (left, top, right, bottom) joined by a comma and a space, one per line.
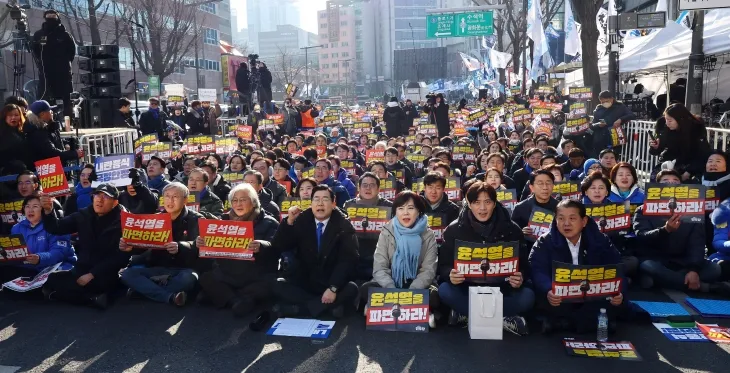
149, 75, 160, 96
427, 11, 493, 38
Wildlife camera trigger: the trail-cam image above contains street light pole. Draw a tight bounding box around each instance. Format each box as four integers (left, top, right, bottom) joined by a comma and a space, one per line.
339, 58, 352, 104
300, 44, 324, 99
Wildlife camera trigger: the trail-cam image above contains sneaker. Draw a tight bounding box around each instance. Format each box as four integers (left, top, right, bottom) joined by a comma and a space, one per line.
503, 316, 529, 336
171, 292, 187, 307
428, 314, 436, 329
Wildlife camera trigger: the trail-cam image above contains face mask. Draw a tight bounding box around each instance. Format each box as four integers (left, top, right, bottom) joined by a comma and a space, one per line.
45, 18, 60, 27
602, 102, 613, 109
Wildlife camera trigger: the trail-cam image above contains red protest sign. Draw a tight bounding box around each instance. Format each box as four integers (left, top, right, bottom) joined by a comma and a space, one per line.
198, 219, 255, 260
267, 114, 284, 125
236, 125, 253, 141
121, 211, 173, 249
366, 149, 385, 165
316, 146, 327, 159
0, 234, 30, 261
34, 157, 70, 197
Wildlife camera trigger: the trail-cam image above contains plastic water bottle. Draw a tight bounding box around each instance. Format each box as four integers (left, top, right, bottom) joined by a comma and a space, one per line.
597, 308, 608, 342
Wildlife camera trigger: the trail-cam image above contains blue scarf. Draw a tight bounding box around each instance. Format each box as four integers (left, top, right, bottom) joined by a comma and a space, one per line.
200, 186, 210, 200
390, 215, 428, 288
148, 174, 167, 191
524, 164, 534, 174
149, 107, 159, 120
75, 183, 93, 210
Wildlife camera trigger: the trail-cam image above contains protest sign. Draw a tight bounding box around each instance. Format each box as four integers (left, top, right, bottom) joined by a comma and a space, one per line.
551, 261, 622, 302
378, 176, 398, 200
279, 198, 312, 220
0, 198, 24, 226
696, 323, 730, 343
134, 134, 158, 155
452, 145, 476, 162
568, 87, 593, 101
300, 167, 316, 180
142, 142, 172, 163
215, 137, 238, 155
553, 181, 581, 201
534, 121, 552, 138
285, 83, 298, 98
568, 102, 587, 118
0, 235, 29, 261
280, 180, 292, 196
366, 149, 385, 164
340, 159, 358, 176
453, 240, 519, 282
537, 86, 552, 95
706, 187, 720, 212
185, 135, 215, 155
198, 88, 217, 102
366, 288, 429, 333
316, 146, 327, 159
586, 204, 631, 233
653, 323, 710, 342
526, 207, 554, 241
531, 107, 552, 117
406, 153, 427, 165
346, 205, 391, 238
94, 154, 134, 187
260, 119, 276, 131
563, 339, 641, 361
34, 157, 70, 197
351, 122, 371, 135
267, 113, 284, 125
610, 126, 626, 147
323, 115, 340, 126
643, 183, 705, 222
165, 84, 184, 104
236, 125, 253, 140
496, 189, 517, 213
2, 262, 62, 292
198, 219, 255, 260
418, 124, 438, 136
121, 212, 173, 249
565, 116, 591, 135
267, 319, 335, 338
426, 213, 447, 244
221, 171, 245, 187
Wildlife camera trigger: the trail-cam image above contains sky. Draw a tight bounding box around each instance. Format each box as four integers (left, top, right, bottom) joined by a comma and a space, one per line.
231, 0, 329, 34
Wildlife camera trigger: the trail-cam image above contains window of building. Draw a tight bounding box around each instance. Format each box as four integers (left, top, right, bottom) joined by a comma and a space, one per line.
356, 52, 363, 60
341, 42, 348, 47
341, 31, 347, 37
340, 21, 347, 26
332, 63, 338, 68
342, 52, 349, 57
320, 12, 327, 19
200, 3, 216, 14
321, 54, 328, 59
331, 53, 338, 58
203, 28, 219, 45
118, 47, 133, 70
320, 23, 327, 29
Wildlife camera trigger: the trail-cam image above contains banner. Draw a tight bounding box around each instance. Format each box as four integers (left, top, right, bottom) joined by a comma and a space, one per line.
221, 54, 247, 91
351, 122, 371, 136
453, 240, 519, 282
534, 121, 552, 138
610, 126, 627, 147
412, 177, 461, 201
378, 176, 398, 200
697, 323, 730, 343
185, 135, 215, 155
653, 323, 710, 342
0, 235, 29, 261
553, 181, 581, 201
496, 189, 518, 213
406, 153, 427, 165
279, 198, 312, 220
34, 157, 70, 197
198, 88, 217, 102
568, 87, 592, 101
552, 261, 622, 302
452, 145, 476, 162
142, 142, 172, 163
121, 212, 173, 249
563, 339, 642, 361
236, 125, 253, 141
366, 288, 430, 333
259, 119, 276, 132
0, 198, 24, 226
643, 183, 705, 222
301, 167, 316, 180
513, 109, 532, 122
346, 205, 391, 238
418, 124, 438, 136
267, 114, 284, 126
565, 116, 591, 135
134, 133, 158, 155
585, 204, 631, 233
322, 115, 340, 127
452, 122, 467, 138
706, 187, 720, 212
426, 213, 447, 244
526, 207, 554, 241
94, 154, 134, 187
214, 137, 238, 155
221, 171, 245, 187
1, 262, 61, 292
340, 159, 358, 176
198, 219, 255, 260
366, 149, 385, 165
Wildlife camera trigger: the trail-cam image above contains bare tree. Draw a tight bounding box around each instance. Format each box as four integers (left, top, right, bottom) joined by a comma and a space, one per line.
121, 0, 200, 83
269, 45, 306, 92
60, 0, 118, 45
233, 41, 251, 56
572, 0, 603, 104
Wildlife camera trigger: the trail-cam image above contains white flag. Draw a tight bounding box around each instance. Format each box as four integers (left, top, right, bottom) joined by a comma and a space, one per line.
564, 0, 582, 56
489, 49, 512, 69
459, 52, 481, 72
527, 0, 551, 80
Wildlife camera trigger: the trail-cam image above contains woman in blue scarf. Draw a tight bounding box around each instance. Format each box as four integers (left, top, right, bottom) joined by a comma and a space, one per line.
362, 191, 438, 328
63, 164, 95, 215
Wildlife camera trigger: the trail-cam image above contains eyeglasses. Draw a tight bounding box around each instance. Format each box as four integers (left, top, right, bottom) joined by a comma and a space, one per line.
17, 181, 34, 186
163, 194, 184, 201
533, 181, 553, 188
93, 194, 113, 201
360, 183, 378, 189
188, 178, 205, 184
312, 197, 332, 204
231, 198, 250, 204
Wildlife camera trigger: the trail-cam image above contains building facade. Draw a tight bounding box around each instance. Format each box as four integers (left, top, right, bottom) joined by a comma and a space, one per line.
246, 0, 301, 54
317, 2, 357, 98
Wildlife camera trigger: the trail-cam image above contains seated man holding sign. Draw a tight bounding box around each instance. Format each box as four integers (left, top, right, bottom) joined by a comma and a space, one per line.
529, 200, 625, 334
269, 185, 360, 319
40, 184, 129, 309
119, 182, 202, 307
438, 182, 532, 336
198, 183, 280, 317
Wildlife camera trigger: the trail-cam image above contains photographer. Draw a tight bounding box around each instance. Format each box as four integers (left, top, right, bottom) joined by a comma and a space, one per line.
24, 100, 82, 167
32, 10, 76, 118
118, 168, 160, 214
258, 63, 273, 114
281, 98, 301, 136
422, 93, 450, 138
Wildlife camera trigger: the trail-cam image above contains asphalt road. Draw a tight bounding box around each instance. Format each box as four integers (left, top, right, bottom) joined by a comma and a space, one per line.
1, 294, 729, 373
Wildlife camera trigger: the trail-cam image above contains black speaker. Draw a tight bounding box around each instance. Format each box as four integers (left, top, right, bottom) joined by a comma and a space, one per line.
82, 98, 117, 128
80, 72, 121, 86
81, 85, 121, 98
78, 58, 120, 73
78, 44, 119, 58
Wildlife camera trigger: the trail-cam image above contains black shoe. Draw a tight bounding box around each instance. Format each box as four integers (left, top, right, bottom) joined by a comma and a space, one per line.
541, 318, 554, 335
90, 293, 108, 310
249, 311, 272, 332
126, 288, 142, 300
330, 305, 345, 319
232, 299, 255, 318
41, 287, 55, 301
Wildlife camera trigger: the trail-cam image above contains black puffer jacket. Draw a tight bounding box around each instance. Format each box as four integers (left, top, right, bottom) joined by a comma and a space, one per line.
649, 116, 711, 179
383, 102, 405, 137
199, 187, 224, 218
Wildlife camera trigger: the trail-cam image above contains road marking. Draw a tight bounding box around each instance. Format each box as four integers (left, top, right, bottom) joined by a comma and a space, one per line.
122, 359, 149, 373
166, 317, 184, 336
241, 343, 282, 372
0, 366, 20, 373
23, 342, 75, 373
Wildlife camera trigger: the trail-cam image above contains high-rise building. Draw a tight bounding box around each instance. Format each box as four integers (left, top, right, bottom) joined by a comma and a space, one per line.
258, 25, 318, 62
247, 0, 302, 53
317, 3, 357, 97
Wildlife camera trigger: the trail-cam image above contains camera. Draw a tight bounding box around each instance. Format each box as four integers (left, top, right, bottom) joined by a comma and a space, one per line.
248, 54, 259, 66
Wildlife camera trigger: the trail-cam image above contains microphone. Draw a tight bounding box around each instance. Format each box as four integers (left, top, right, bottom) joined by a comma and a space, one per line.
480, 259, 490, 283
668, 197, 678, 215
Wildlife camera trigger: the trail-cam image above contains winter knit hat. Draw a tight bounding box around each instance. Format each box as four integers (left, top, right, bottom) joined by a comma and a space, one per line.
583, 158, 599, 176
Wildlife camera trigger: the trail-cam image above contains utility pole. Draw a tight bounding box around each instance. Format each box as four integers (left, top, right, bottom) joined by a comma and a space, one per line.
339, 58, 353, 103
521, 0, 527, 95
607, 3, 619, 97
686, 10, 704, 115
301, 45, 324, 99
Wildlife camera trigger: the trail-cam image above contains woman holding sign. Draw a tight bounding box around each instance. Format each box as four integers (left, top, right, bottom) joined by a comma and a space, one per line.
198, 183, 279, 317
362, 191, 438, 328
438, 182, 533, 336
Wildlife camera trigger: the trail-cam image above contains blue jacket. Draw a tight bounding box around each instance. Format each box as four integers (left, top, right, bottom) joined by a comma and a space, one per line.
10, 219, 76, 271
528, 218, 622, 297
710, 198, 730, 261
321, 176, 351, 208
608, 184, 645, 204
335, 168, 357, 199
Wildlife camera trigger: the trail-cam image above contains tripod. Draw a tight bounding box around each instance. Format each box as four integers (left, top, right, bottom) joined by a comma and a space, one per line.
11, 29, 32, 98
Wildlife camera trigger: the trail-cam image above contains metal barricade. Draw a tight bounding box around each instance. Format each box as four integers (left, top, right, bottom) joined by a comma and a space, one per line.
61, 128, 137, 164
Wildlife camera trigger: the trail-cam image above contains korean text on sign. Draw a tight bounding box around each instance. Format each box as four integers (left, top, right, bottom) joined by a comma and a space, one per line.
121, 211, 172, 249
585, 204, 631, 232
198, 219, 255, 261
366, 288, 430, 333
347, 205, 391, 237
453, 240, 519, 282
527, 208, 554, 241
0, 235, 29, 261
34, 157, 70, 197
551, 261, 622, 302
95, 154, 134, 186
426, 213, 446, 244
563, 340, 642, 361
279, 198, 312, 220
643, 183, 705, 221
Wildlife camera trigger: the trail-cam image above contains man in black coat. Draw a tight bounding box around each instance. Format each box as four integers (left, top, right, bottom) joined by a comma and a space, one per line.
138, 98, 168, 137
32, 10, 76, 117
420, 172, 460, 227
270, 185, 360, 318
423, 93, 450, 138
402, 99, 419, 131
383, 97, 405, 138
24, 100, 82, 168
201, 161, 231, 203
40, 184, 130, 309
590, 90, 636, 158
235, 62, 251, 113
119, 168, 160, 214
258, 63, 273, 113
